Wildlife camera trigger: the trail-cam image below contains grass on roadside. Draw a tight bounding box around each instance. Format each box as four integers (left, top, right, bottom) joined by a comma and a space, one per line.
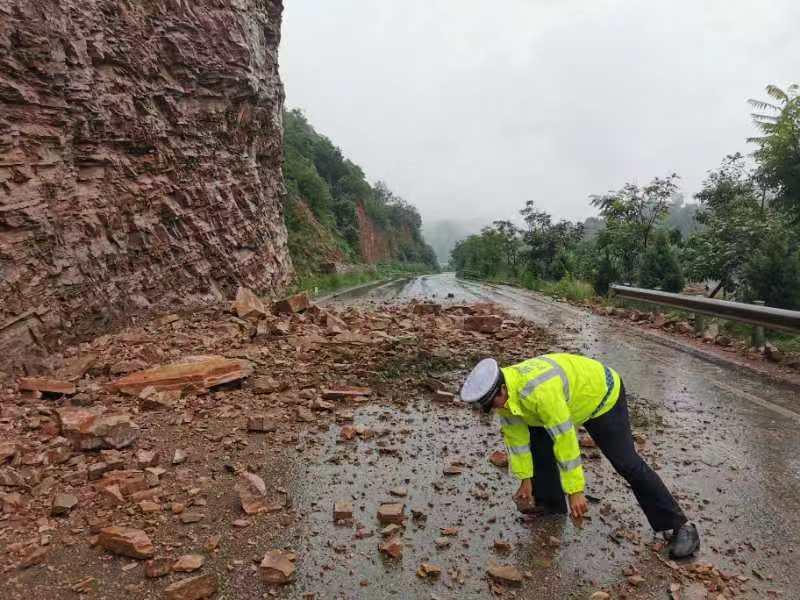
290, 262, 436, 298
475, 272, 597, 304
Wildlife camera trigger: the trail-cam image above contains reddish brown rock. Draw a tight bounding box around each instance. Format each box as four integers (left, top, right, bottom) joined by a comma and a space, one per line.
1, 492, 24, 513
0, 1, 290, 369
89, 414, 139, 449
0, 468, 24, 487
246, 414, 275, 433
51, 493, 78, 516
443, 464, 464, 475
334, 501, 353, 522
379, 537, 403, 558
295, 407, 315, 423
0, 442, 18, 464
98, 527, 154, 559
236, 472, 268, 514
145, 557, 172, 578
489, 450, 508, 467
465, 315, 504, 334
487, 561, 523, 586
172, 554, 205, 573
232, 286, 268, 320
136, 450, 160, 468
18, 545, 48, 569
109, 356, 253, 395
139, 387, 180, 410
99, 484, 126, 506
109, 359, 150, 376
259, 550, 296, 584
18, 377, 76, 395
273, 293, 312, 315
321, 387, 372, 399
164, 574, 218, 600
339, 425, 357, 441
56, 407, 139, 450
172, 449, 188, 465
416, 562, 442, 578
377, 503, 405, 524
58, 354, 98, 381
412, 303, 441, 315
179, 512, 204, 524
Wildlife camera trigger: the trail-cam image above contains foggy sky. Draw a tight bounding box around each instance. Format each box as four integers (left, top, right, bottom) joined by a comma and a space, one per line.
279, 1, 800, 227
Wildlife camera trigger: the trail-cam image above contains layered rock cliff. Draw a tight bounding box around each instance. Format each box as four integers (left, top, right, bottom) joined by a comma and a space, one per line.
0, 0, 292, 368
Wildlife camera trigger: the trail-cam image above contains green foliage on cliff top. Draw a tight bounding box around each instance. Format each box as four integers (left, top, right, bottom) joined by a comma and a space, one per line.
282, 109, 437, 276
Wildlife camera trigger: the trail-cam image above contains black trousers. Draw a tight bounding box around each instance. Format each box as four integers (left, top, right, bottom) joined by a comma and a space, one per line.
531, 383, 687, 532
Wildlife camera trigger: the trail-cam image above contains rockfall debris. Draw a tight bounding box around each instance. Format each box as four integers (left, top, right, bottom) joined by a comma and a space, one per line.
0, 287, 766, 598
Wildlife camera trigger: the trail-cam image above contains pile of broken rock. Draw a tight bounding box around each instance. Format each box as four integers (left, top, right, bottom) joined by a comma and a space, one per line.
0, 287, 553, 597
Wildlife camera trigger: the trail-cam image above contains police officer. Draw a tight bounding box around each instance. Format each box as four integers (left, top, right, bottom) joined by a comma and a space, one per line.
460, 353, 700, 558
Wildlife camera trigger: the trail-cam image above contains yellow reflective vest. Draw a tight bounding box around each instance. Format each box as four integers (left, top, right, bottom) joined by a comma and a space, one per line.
497, 353, 621, 494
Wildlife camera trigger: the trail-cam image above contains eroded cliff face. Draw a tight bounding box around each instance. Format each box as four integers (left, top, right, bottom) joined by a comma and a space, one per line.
0, 0, 292, 367
355, 203, 391, 264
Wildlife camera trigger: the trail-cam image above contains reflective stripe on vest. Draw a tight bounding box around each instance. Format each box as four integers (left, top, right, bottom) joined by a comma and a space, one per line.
518, 357, 571, 401
558, 456, 582, 472
589, 365, 615, 419
499, 415, 527, 427
545, 419, 574, 438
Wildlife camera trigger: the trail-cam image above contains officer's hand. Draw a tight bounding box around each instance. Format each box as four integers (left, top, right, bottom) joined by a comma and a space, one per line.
513, 479, 533, 505
568, 492, 588, 519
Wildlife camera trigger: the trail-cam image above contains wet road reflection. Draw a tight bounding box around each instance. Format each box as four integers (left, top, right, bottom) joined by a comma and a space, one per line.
286, 273, 800, 598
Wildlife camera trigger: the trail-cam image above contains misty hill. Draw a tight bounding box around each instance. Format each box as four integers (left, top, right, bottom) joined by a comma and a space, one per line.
423, 218, 492, 266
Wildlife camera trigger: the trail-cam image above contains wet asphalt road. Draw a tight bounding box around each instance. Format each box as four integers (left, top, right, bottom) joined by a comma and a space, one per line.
280, 273, 800, 599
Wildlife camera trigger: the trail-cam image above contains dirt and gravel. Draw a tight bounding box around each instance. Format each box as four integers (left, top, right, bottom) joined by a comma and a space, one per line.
2, 274, 798, 599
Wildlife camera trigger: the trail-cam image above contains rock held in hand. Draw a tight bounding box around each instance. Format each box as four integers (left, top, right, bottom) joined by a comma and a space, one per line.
489, 450, 508, 467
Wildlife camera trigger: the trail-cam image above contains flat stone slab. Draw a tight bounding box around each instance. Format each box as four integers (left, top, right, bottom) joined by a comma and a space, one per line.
18, 377, 76, 395
108, 355, 253, 395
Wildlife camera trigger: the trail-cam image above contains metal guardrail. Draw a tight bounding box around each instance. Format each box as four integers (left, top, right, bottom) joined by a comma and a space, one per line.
610, 285, 800, 334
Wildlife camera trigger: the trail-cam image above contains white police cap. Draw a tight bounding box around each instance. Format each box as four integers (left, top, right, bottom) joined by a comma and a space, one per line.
460, 358, 501, 407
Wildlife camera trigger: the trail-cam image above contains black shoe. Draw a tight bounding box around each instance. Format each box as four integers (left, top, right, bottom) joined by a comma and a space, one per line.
669, 522, 700, 558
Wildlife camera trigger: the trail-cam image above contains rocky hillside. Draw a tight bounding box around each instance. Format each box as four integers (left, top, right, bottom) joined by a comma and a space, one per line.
282, 109, 437, 276
0, 0, 291, 368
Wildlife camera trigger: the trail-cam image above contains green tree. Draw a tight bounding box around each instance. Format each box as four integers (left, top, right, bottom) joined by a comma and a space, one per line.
681, 154, 766, 294
748, 84, 800, 217
590, 175, 679, 281
741, 232, 800, 309
593, 250, 617, 295
639, 232, 685, 292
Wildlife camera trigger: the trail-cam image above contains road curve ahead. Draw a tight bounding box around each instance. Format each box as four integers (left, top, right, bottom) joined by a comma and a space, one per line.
328, 272, 800, 597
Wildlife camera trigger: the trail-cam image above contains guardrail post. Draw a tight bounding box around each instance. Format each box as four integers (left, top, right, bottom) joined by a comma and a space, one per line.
693, 313, 705, 335
751, 300, 766, 347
